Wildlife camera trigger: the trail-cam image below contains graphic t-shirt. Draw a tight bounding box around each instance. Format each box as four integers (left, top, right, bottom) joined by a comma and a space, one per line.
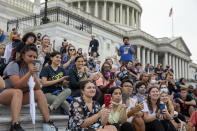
119, 45, 135, 62
40, 65, 66, 93
175, 95, 194, 116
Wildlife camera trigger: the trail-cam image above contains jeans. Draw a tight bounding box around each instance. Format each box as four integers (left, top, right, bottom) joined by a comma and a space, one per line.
45, 88, 71, 112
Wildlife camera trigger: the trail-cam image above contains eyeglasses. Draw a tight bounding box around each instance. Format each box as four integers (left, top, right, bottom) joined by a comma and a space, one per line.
69, 49, 75, 51
123, 86, 133, 88
86, 86, 96, 89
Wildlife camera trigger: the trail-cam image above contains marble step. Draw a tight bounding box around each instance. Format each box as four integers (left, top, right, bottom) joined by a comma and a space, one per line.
0, 104, 69, 131
0, 115, 69, 131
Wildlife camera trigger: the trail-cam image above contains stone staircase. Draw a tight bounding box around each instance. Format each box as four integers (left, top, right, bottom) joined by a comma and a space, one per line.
0, 104, 69, 131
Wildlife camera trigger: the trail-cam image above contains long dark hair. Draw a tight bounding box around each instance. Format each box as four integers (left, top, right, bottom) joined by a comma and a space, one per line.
147, 86, 160, 113
15, 44, 38, 67
101, 61, 112, 75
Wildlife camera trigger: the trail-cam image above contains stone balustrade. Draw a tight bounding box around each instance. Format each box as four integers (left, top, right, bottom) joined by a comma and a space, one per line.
1, 0, 38, 13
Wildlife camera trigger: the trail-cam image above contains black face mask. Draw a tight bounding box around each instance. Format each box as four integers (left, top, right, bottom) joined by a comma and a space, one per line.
37, 36, 41, 39
188, 90, 193, 93
13, 39, 21, 42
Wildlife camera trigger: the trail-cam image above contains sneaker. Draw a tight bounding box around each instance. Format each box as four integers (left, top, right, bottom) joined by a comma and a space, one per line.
44, 120, 58, 131
10, 123, 25, 131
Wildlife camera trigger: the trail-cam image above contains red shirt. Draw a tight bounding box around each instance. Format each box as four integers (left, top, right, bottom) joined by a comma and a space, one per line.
189, 111, 197, 131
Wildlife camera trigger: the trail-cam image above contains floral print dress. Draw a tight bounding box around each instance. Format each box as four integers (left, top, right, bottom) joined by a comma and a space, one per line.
69, 96, 103, 130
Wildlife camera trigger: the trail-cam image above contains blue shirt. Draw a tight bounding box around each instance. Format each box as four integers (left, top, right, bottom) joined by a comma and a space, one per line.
119, 45, 135, 62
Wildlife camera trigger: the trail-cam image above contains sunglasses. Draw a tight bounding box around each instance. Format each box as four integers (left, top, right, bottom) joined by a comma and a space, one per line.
69, 49, 75, 51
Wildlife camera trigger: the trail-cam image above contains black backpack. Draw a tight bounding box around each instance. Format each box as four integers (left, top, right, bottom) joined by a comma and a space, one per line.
0, 58, 7, 76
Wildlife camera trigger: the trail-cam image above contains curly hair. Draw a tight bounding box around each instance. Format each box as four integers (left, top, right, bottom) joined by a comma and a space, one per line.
147, 86, 160, 113
15, 44, 38, 67
22, 32, 37, 43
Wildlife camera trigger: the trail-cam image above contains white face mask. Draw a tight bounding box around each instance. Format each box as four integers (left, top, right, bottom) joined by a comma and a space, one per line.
151, 80, 156, 84
111, 100, 122, 105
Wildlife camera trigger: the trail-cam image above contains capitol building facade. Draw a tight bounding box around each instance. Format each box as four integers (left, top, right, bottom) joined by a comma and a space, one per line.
0, 0, 196, 81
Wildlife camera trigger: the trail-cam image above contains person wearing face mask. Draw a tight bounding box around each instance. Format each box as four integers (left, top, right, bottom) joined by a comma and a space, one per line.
121, 80, 145, 131
133, 82, 147, 102
96, 62, 116, 105
160, 90, 177, 130
106, 87, 134, 131
117, 37, 135, 65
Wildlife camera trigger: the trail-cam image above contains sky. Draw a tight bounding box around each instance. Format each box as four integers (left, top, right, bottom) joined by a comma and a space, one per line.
138, 0, 197, 63
31, 0, 197, 63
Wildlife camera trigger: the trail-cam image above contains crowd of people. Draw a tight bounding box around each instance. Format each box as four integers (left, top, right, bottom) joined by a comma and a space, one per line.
0, 28, 197, 131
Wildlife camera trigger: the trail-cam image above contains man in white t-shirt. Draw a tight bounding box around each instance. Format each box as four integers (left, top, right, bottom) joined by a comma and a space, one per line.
121, 79, 145, 131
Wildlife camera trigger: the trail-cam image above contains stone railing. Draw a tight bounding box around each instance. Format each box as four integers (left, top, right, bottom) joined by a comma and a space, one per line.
1, 0, 35, 13
127, 30, 158, 44
7, 7, 92, 34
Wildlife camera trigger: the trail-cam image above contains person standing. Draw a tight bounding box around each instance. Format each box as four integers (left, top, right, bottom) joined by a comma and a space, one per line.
88, 34, 99, 57
117, 37, 135, 65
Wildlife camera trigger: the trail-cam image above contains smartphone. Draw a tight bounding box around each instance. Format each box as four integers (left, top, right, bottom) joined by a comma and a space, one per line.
160, 103, 165, 114
105, 94, 111, 108
110, 72, 115, 79
138, 97, 143, 104
34, 60, 41, 72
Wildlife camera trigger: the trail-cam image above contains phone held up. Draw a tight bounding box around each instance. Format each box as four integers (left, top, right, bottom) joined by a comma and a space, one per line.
105, 94, 111, 108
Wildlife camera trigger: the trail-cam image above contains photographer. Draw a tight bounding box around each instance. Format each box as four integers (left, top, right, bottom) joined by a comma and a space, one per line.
117, 65, 133, 82
88, 54, 98, 72
155, 64, 163, 80
164, 65, 174, 78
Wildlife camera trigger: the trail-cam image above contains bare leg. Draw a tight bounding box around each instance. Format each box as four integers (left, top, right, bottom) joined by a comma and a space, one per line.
22, 90, 50, 122
97, 125, 117, 131
132, 117, 145, 131
189, 106, 195, 117
0, 89, 23, 124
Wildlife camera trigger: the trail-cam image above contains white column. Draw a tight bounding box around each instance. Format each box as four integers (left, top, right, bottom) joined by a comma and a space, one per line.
131, 8, 135, 27
147, 49, 150, 64
136, 11, 139, 28
164, 52, 168, 68
155, 52, 158, 66
142, 47, 145, 69
78, 1, 81, 9
112, 2, 115, 23
137, 45, 141, 62
179, 58, 182, 79
187, 62, 190, 80
172, 55, 175, 79
169, 54, 172, 66
151, 51, 155, 66
102, 1, 107, 20
138, 13, 141, 29
127, 6, 130, 26
120, 4, 123, 24
115, 5, 119, 23
86, 1, 90, 13
176, 57, 179, 80
182, 60, 185, 78
185, 61, 188, 80
94, 0, 98, 17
